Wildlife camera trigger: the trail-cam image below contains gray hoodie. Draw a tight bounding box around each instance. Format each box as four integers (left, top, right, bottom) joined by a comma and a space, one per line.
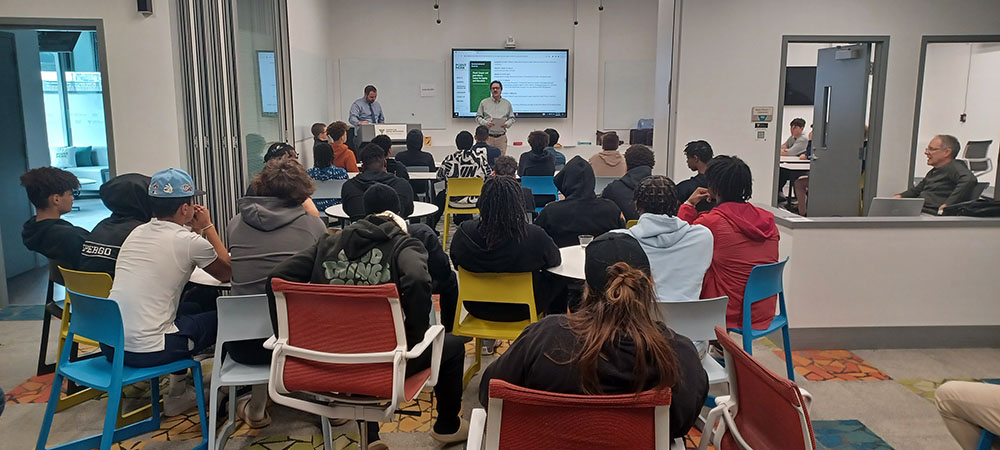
226, 196, 327, 295
616, 213, 713, 302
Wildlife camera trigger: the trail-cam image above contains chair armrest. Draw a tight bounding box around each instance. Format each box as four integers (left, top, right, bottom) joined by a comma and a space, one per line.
404, 325, 445, 387
466, 408, 487, 450
263, 335, 278, 350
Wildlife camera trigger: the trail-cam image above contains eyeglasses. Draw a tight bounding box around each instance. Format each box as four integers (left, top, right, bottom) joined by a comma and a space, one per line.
925, 146, 944, 152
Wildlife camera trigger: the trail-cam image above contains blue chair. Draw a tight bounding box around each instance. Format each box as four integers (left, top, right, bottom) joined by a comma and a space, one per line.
36, 291, 208, 450
727, 257, 795, 381
979, 429, 997, 450
520, 176, 559, 213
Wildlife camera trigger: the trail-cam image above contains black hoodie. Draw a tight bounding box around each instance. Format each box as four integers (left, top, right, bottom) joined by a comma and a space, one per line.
536, 156, 625, 247
341, 170, 415, 220
267, 214, 431, 349
78, 173, 152, 275
22, 216, 90, 271
517, 149, 556, 177
479, 315, 709, 440
601, 165, 652, 221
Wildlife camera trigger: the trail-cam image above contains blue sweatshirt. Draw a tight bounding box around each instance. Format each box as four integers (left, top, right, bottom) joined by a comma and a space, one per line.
616, 213, 713, 302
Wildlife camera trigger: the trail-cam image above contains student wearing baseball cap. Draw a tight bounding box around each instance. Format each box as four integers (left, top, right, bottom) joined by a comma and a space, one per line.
105, 167, 231, 416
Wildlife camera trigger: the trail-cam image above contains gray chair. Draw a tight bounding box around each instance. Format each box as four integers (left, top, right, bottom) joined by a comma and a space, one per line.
312, 178, 348, 217
971, 182, 989, 201
593, 176, 618, 196
963, 140, 993, 178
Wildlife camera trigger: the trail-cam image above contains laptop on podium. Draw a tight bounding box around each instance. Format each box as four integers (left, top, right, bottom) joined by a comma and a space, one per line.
867, 197, 924, 217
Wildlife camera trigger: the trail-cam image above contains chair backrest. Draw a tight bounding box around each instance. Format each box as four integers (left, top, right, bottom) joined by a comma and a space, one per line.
58, 266, 113, 298
457, 268, 535, 308
312, 178, 348, 199
65, 290, 124, 356
406, 165, 432, 173
653, 297, 728, 343
972, 182, 989, 200
216, 294, 273, 344
270, 278, 404, 398
743, 257, 788, 307
485, 379, 671, 450
626, 219, 638, 228
593, 176, 618, 195
963, 140, 992, 160
446, 177, 485, 198
519, 176, 558, 197
715, 326, 815, 450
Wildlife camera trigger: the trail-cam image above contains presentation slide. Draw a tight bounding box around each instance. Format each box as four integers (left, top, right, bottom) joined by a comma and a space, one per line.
453, 49, 568, 118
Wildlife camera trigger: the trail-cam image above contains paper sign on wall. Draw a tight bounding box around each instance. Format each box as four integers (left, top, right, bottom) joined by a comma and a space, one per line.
751, 106, 774, 123
420, 83, 437, 97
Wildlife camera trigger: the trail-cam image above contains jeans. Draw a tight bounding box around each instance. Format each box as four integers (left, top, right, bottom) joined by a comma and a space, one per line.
101, 302, 217, 370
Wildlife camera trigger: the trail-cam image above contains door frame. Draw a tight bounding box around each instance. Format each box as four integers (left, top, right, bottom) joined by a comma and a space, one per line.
0, 17, 117, 177
773, 35, 890, 213
908, 35, 1000, 190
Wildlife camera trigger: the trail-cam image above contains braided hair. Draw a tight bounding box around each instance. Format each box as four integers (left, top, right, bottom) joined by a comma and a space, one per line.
477, 175, 526, 250
705, 155, 753, 203
633, 175, 679, 216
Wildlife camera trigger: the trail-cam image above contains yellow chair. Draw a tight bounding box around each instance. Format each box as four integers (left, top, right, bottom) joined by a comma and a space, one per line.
452, 268, 538, 388
441, 177, 484, 251
58, 267, 154, 426
626, 219, 638, 228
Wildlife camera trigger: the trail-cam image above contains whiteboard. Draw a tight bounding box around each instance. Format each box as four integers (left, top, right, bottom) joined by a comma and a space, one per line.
603, 60, 655, 130
339, 58, 447, 129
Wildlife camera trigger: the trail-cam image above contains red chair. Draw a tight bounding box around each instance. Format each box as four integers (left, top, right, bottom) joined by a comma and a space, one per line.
467, 379, 683, 450
698, 326, 815, 450
265, 279, 445, 449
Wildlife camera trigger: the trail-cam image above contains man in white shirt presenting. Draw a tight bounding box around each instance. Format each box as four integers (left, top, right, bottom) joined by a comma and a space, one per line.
476, 80, 515, 155
104, 168, 231, 415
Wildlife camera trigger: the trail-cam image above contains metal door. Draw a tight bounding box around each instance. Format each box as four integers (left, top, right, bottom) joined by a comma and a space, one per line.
808, 44, 870, 216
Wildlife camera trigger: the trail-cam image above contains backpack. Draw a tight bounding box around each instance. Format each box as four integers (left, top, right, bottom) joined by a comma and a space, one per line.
940, 199, 1000, 217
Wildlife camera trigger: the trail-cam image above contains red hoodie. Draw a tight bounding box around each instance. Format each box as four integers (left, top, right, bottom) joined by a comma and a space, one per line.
678, 202, 779, 329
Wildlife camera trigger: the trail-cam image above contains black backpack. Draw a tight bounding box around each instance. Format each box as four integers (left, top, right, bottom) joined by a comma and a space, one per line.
940, 199, 1000, 217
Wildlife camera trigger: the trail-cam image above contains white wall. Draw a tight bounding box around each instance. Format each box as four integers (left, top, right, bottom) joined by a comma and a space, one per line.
287, 0, 334, 168
915, 42, 1000, 185
671, 0, 1000, 202
308, 0, 658, 153
1, 0, 186, 176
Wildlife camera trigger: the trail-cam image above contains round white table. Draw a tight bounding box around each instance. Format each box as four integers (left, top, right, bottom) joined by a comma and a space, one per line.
546, 245, 586, 280
189, 266, 231, 287
325, 201, 439, 220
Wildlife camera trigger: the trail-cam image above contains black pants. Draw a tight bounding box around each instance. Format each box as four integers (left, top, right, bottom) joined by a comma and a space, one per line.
436, 274, 460, 333
367, 333, 466, 442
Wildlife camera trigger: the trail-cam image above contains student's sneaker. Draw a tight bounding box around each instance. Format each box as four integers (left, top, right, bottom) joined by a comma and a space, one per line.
481, 339, 496, 355
367, 441, 389, 450
429, 418, 470, 444
164, 386, 198, 416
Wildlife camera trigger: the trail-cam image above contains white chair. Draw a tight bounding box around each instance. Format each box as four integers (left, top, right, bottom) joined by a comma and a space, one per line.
593, 176, 618, 195
653, 296, 729, 419
963, 140, 993, 178
312, 179, 348, 217
209, 294, 273, 450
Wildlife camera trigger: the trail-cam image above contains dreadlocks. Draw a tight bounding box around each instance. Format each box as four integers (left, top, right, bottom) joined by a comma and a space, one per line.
633, 175, 679, 216
477, 175, 526, 250
705, 155, 753, 203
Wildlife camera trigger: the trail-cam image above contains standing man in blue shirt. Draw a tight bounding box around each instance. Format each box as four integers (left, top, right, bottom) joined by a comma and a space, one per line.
349, 85, 385, 126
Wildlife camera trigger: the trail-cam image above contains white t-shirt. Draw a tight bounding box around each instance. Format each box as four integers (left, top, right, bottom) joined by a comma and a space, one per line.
110, 218, 218, 353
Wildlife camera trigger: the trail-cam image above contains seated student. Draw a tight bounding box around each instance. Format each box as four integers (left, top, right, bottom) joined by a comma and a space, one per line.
680, 156, 779, 330
472, 125, 502, 170
674, 140, 715, 212
311, 121, 330, 158
543, 128, 567, 167
20, 167, 90, 270
449, 176, 561, 321
493, 155, 536, 215
479, 233, 708, 441
536, 156, 625, 247
395, 129, 437, 198
517, 130, 556, 177
341, 144, 415, 220
601, 144, 655, 221
306, 141, 349, 211
325, 121, 359, 173
106, 168, 231, 416
363, 184, 459, 332
935, 381, 1000, 450
618, 175, 713, 303
589, 132, 627, 177
370, 134, 410, 180
79, 173, 152, 276
895, 134, 976, 214
226, 158, 327, 428
432, 130, 491, 227
249, 143, 321, 217
267, 208, 469, 446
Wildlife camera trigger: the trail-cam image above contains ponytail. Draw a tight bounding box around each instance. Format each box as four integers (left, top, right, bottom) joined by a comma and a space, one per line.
565, 262, 679, 395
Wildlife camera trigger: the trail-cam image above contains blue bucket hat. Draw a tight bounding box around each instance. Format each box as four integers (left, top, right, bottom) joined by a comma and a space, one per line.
148, 168, 205, 198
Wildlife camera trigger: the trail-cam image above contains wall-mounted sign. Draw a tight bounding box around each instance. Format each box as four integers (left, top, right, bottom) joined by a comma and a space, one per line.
751, 106, 774, 123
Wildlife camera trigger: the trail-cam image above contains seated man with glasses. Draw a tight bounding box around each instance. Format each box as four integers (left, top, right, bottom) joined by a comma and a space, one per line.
895, 134, 977, 214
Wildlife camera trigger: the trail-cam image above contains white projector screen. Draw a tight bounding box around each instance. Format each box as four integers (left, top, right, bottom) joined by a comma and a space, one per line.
452, 49, 569, 118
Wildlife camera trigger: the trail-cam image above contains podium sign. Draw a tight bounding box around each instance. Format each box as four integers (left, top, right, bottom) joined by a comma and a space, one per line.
373, 124, 409, 140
